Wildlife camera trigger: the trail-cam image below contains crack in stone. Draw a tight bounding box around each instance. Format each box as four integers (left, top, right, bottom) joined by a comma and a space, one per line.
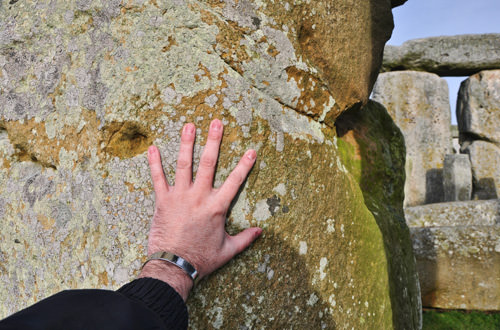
215, 52, 333, 128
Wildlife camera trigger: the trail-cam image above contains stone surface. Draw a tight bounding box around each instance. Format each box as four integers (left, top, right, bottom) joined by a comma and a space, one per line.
382, 34, 500, 76
457, 70, 500, 145
0, 1, 421, 329
391, 0, 407, 8
411, 225, 500, 310
372, 71, 453, 207
405, 200, 500, 228
336, 100, 422, 330
443, 154, 472, 202
464, 141, 500, 200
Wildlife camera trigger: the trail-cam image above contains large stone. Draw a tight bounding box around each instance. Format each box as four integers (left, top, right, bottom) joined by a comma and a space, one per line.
407, 201, 500, 310
391, 0, 407, 8
410, 225, 500, 310
457, 70, 500, 145
464, 141, 500, 200
372, 71, 453, 207
0, 1, 421, 329
382, 34, 500, 76
405, 200, 500, 228
443, 154, 472, 202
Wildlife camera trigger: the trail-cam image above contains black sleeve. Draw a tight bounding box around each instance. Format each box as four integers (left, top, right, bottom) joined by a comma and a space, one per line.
0, 278, 188, 330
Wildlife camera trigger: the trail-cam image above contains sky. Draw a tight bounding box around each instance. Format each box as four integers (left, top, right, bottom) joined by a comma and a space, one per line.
387, 0, 500, 125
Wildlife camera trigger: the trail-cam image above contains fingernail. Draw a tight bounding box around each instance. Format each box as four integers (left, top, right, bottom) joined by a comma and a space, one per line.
183, 123, 194, 134
211, 119, 222, 132
148, 146, 156, 156
246, 149, 256, 161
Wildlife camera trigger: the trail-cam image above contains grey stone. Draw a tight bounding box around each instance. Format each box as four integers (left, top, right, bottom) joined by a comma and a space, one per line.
410, 225, 500, 310
382, 34, 500, 76
0, 1, 421, 328
405, 200, 500, 227
443, 154, 472, 202
457, 70, 500, 145
464, 141, 500, 200
372, 71, 453, 206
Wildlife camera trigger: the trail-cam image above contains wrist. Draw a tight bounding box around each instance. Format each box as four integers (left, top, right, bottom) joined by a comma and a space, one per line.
139, 259, 193, 301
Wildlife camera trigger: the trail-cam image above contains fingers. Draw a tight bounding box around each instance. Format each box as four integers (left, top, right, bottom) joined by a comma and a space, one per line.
216, 149, 256, 207
175, 123, 195, 189
227, 227, 263, 257
147, 145, 169, 199
195, 119, 223, 190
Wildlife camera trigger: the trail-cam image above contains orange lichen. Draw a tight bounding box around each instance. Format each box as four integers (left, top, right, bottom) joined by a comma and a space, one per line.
161, 36, 178, 52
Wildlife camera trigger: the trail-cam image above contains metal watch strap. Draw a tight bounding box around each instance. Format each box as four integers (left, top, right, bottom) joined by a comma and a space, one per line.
142, 251, 199, 284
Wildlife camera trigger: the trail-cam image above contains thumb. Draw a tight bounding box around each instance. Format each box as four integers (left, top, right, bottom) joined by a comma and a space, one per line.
228, 227, 263, 257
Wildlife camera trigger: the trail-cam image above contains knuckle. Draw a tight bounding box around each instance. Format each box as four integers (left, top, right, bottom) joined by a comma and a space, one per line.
176, 158, 191, 170
200, 156, 216, 168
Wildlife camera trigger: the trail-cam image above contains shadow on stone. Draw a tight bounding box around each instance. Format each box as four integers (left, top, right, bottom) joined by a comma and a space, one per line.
474, 178, 498, 200
189, 229, 336, 329
425, 169, 444, 204
336, 100, 422, 329
409, 227, 438, 308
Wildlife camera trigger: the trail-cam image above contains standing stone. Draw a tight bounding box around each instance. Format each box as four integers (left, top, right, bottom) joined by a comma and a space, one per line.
464, 141, 500, 200
410, 224, 500, 310
0, 1, 421, 329
372, 71, 453, 207
443, 154, 472, 202
382, 34, 500, 76
457, 70, 500, 145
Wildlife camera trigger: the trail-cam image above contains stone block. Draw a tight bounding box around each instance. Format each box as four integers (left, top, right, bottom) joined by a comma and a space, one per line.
372, 71, 453, 206
382, 34, 500, 76
410, 225, 500, 310
457, 70, 500, 145
443, 154, 472, 202
0, 1, 421, 329
405, 200, 500, 228
464, 141, 500, 199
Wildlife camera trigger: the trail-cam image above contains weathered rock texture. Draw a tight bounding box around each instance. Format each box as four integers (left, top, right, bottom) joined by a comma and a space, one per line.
407, 201, 500, 310
443, 154, 472, 202
0, 1, 421, 329
382, 34, 500, 76
457, 70, 500, 145
464, 141, 500, 200
372, 71, 453, 207
405, 200, 500, 228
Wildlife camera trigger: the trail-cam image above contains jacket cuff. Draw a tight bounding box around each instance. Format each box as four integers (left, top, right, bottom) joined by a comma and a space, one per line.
117, 278, 188, 329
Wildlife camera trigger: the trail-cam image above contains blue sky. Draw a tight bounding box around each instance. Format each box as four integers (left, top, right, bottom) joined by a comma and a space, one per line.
387, 0, 500, 124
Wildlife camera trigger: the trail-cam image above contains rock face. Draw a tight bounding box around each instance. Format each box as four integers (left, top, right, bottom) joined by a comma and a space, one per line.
0, 1, 421, 329
405, 200, 500, 228
464, 141, 500, 200
457, 70, 500, 145
411, 224, 500, 311
443, 154, 472, 202
407, 201, 500, 310
405, 200, 500, 310
372, 71, 453, 207
382, 34, 500, 76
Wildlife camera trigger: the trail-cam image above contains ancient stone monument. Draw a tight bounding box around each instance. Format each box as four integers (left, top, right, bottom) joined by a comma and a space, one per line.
381, 34, 500, 76
372, 71, 453, 207
379, 35, 500, 311
0, 0, 421, 328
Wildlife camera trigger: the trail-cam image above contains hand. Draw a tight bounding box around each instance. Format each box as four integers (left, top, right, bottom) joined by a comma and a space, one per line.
139, 119, 262, 301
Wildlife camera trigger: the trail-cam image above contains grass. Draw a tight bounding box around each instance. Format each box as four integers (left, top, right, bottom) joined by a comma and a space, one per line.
423, 309, 500, 330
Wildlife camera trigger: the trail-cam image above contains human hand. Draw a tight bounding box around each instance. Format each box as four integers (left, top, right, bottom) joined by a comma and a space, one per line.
139, 119, 262, 301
